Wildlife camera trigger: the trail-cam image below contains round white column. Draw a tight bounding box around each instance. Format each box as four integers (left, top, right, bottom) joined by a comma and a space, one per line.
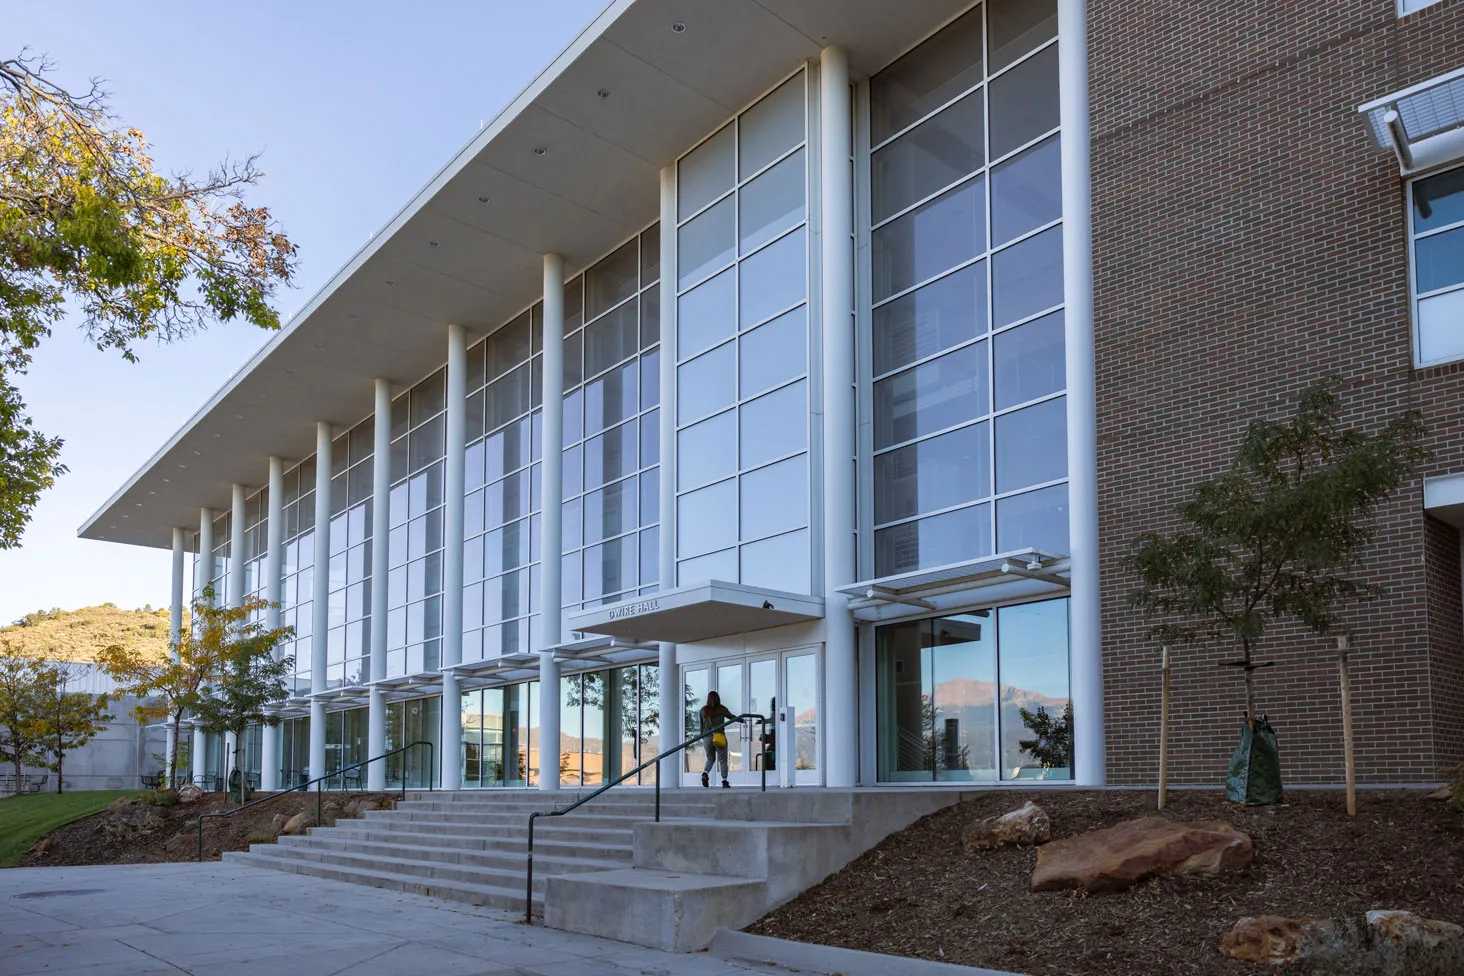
167, 527, 185, 786
1058, 0, 1105, 787
538, 253, 565, 792
228, 484, 247, 610
309, 422, 332, 784
440, 324, 468, 791
193, 509, 213, 788
368, 379, 392, 790
656, 165, 681, 787
261, 457, 285, 791
820, 45, 858, 788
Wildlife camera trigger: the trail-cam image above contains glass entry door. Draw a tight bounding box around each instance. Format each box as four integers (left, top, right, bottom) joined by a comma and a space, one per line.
682, 646, 820, 787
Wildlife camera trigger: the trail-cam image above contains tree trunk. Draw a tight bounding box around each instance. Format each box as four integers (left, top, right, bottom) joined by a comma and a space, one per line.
168, 716, 181, 789
1242, 640, 1257, 731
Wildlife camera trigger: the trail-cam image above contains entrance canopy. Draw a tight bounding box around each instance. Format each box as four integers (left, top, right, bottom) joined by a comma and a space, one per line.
837, 549, 1069, 623
566, 580, 824, 645
1358, 65, 1464, 174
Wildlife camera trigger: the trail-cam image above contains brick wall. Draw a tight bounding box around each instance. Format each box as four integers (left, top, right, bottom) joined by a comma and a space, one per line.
1089, 0, 1464, 784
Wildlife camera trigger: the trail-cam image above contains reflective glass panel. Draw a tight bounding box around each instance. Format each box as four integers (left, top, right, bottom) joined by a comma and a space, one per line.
988, 0, 1057, 71
988, 44, 1059, 159
677, 479, 738, 558
991, 135, 1062, 246
677, 268, 736, 357
874, 502, 991, 577
585, 239, 639, 321
739, 455, 808, 540
874, 422, 990, 526
872, 177, 985, 303
678, 410, 736, 490
996, 483, 1069, 556
993, 226, 1063, 327
993, 310, 1064, 410
994, 396, 1067, 493
739, 306, 806, 396
872, 262, 986, 376
679, 124, 735, 221
997, 599, 1071, 779
740, 529, 810, 593
1413, 162, 1464, 233
872, 90, 985, 225
739, 73, 804, 178
677, 344, 735, 423
739, 228, 806, 328
679, 197, 735, 290
874, 343, 988, 450
870, 6, 984, 145
739, 149, 806, 254
1417, 226, 1464, 293
739, 381, 807, 470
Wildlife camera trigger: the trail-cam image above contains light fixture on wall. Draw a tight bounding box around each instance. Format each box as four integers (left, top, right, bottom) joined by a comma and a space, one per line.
533, 146, 547, 155
597, 88, 610, 99
478, 195, 491, 204
671, 21, 686, 33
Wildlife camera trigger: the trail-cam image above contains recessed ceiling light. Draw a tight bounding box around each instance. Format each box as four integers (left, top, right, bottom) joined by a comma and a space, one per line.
192, 451, 201, 456
477, 196, 491, 204
671, 21, 686, 33
532, 146, 547, 155
233, 414, 244, 420
313, 344, 325, 352
135, 502, 143, 507
177, 464, 186, 470
148, 490, 156, 495
346, 313, 357, 320
428, 241, 440, 247
161, 478, 170, 483
597, 88, 610, 99
122, 514, 129, 519
385, 279, 396, 286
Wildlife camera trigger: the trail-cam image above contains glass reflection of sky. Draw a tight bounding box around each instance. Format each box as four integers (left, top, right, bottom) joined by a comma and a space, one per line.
997, 600, 1070, 701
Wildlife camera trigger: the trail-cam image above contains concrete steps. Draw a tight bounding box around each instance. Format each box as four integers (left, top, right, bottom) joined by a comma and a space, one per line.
221, 789, 718, 913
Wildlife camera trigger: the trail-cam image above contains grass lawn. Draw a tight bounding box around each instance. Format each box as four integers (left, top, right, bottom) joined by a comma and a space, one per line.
0, 790, 141, 868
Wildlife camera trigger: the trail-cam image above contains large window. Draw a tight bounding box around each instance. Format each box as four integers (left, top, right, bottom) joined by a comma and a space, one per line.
875, 597, 1070, 782
461, 682, 537, 787
1411, 165, 1464, 365
561, 226, 662, 628
461, 307, 544, 662
674, 70, 813, 593
325, 420, 374, 687
866, 0, 1067, 579
277, 458, 317, 695
559, 665, 661, 787
387, 369, 448, 676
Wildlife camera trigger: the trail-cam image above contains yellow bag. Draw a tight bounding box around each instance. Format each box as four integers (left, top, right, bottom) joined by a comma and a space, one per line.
712, 732, 728, 749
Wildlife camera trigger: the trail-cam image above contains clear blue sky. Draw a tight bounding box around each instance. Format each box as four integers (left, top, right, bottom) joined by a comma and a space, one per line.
0, 0, 604, 622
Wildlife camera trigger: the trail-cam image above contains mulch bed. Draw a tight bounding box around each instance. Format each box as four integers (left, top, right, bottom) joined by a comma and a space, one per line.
747, 789, 1464, 976
18, 790, 399, 867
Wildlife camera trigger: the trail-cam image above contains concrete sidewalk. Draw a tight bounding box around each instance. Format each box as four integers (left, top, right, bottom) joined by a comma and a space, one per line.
0, 862, 790, 975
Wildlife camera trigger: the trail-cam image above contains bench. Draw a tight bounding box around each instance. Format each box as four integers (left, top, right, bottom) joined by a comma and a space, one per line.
23, 774, 48, 794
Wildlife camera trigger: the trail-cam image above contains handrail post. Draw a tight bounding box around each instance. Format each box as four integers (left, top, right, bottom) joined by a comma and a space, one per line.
760, 716, 767, 792
525, 812, 537, 924
196, 815, 203, 862
316, 779, 322, 827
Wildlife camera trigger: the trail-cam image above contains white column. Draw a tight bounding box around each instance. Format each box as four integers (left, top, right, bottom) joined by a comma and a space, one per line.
261, 457, 285, 791
1059, 0, 1105, 787
193, 509, 212, 787
167, 527, 185, 785
657, 166, 681, 787
820, 45, 858, 788
228, 484, 246, 610
368, 380, 392, 790
309, 422, 332, 783
440, 325, 468, 791
538, 253, 565, 792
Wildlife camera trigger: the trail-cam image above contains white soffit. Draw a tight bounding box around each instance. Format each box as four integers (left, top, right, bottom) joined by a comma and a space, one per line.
80, 0, 972, 550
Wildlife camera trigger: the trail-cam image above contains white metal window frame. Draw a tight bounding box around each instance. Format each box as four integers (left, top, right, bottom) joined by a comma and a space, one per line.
1399, 0, 1444, 16
855, 0, 1068, 583
672, 65, 819, 593
1408, 162, 1464, 368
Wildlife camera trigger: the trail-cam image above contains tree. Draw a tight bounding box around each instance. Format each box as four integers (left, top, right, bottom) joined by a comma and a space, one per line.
0, 645, 51, 783
1128, 378, 1427, 793
0, 53, 297, 547
98, 584, 280, 789
186, 593, 292, 803
37, 661, 111, 793
1018, 701, 1073, 772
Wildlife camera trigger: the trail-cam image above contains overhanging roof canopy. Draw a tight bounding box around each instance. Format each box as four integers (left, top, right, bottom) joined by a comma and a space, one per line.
1359, 65, 1464, 174
837, 550, 1069, 622
80, 0, 974, 550
567, 581, 824, 644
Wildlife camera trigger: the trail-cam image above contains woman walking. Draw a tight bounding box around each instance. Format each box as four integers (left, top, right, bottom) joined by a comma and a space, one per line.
700, 690, 737, 788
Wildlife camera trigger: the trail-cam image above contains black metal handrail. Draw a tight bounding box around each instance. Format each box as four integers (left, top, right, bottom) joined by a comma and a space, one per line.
524, 712, 767, 923
195, 740, 433, 861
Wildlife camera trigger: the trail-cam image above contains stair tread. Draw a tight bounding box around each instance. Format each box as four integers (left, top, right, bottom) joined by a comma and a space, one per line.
225, 850, 535, 903
276, 839, 628, 871
550, 867, 764, 892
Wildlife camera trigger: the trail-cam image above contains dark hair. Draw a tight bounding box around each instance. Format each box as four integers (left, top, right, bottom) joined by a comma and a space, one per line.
706, 690, 721, 709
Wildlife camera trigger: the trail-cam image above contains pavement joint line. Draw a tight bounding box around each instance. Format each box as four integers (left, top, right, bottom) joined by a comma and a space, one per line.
115, 937, 196, 975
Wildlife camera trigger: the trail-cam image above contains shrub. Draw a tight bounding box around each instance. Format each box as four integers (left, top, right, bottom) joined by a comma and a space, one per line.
138, 788, 180, 807
1445, 763, 1464, 819
244, 828, 278, 845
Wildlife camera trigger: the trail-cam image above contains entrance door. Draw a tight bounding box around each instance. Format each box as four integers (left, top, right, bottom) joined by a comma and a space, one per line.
682, 647, 820, 787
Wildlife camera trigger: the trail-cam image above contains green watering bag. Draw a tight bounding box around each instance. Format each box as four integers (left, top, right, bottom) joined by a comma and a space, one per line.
1225, 716, 1282, 805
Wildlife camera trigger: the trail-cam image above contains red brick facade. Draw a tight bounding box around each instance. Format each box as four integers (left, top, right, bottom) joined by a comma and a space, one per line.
1090, 0, 1464, 784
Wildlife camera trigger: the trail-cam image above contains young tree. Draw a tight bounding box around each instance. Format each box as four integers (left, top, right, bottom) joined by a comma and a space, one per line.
99, 585, 232, 788
1018, 701, 1073, 773
0, 54, 297, 547
37, 661, 111, 793
187, 594, 292, 803
0, 646, 50, 784
1128, 377, 1428, 798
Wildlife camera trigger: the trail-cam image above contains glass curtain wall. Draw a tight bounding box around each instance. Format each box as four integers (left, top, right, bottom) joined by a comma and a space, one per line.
383, 696, 442, 788
461, 308, 544, 662
387, 371, 448, 676
279, 716, 309, 786
866, 0, 1067, 578
322, 706, 368, 787
675, 70, 813, 594
277, 458, 317, 695
243, 488, 268, 619
561, 226, 663, 630
326, 420, 374, 687
876, 597, 1070, 781
558, 664, 661, 787
1411, 165, 1464, 364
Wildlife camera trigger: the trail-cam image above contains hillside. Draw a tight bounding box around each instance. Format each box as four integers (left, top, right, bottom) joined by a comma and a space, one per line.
0, 605, 176, 663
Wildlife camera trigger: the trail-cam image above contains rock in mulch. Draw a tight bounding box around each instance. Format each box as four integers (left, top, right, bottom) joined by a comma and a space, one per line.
1427, 785, 1452, 801
176, 784, 203, 804
1220, 915, 1339, 965
963, 801, 1051, 854
1031, 816, 1253, 894
31, 836, 53, 856
280, 812, 312, 836
1366, 909, 1464, 950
